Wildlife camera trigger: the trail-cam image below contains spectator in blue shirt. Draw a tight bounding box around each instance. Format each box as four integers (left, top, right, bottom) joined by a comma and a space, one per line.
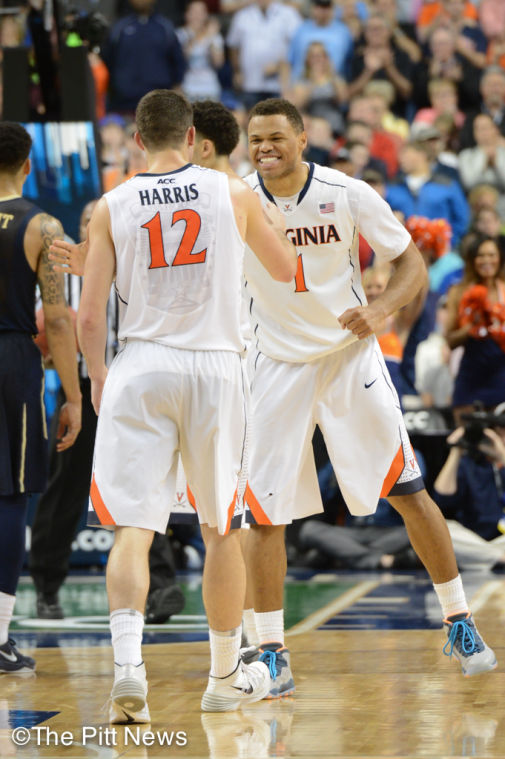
288, 0, 353, 82
387, 140, 470, 246
101, 0, 186, 114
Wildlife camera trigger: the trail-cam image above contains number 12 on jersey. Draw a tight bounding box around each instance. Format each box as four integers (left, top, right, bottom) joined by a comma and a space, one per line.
142, 209, 207, 269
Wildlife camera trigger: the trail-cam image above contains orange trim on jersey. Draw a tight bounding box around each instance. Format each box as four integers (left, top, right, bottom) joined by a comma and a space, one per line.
186, 485, 197, 512
380, 445, 404, 498
224, 488, 238, 535
378, 331, 403, 361
244, 483, 273, 526
90, 475, 116, 526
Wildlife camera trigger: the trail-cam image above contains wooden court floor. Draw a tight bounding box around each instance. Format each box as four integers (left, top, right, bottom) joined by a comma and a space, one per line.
1, 573, 505, 759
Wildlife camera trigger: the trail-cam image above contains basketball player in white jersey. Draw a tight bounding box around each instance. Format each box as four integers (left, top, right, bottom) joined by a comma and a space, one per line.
77, 90, 297, 719
241, 99, 496, 690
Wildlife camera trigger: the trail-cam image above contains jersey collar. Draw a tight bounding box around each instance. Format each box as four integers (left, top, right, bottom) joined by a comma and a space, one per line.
136, 163, 192, 177
257, 162, 315, 206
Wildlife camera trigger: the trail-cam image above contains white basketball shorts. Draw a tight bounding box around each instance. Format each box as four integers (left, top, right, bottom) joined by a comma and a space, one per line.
245, 336, 423, 525
88, 340, 246, 535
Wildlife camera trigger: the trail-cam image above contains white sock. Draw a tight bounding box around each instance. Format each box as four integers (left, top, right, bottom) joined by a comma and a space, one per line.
433, 575, 469, 619
0, 592, 16, 645
242, 608, 259, 647
209, 625, 241, 678
255, 609, 284, 647
110, 608, 144, 666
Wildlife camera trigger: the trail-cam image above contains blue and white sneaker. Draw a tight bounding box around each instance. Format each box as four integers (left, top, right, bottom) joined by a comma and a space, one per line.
257, 643, 295, 699
0, 639, 36, 674
443, 612, 497, 677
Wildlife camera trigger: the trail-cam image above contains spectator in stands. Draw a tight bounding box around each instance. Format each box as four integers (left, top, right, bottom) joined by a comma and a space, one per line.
433, 417, 505, 571
286, 41, 347, 137
387, 139, 470, 247
334, 0, 366, 41
416, 0, 478, 45
364, 80, 410, 140
409, 121, 459, 180
348, 12, 413, 117
372, 0, 422, 65
459, 66, 505, 149
468, 183, 500, 217
177, 0, 224, 102
430, 0, 488, 70
482, 0, 505, 72
413, 78, 465, 131
472, 206, 504, 239
288, 0, 353, 82
101, 0, 186, 113
459, 115, 505, 208
445, 235, 505, 422
344, 120, 389, 179
413, 26, 482, 114
227, 0, 301, 109
415, 295, 454, 408
347, 95, 399, 177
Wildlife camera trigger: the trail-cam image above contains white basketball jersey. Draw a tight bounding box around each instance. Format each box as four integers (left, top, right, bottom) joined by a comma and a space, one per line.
105, 164, 246, 352
243, 163, 411, 362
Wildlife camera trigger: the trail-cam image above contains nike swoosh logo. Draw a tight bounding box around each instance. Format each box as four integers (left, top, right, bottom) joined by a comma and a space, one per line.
231, 685, 253, 694
0, 650, 18, 662
122, 710, 135, 723
364, 379, 377, 389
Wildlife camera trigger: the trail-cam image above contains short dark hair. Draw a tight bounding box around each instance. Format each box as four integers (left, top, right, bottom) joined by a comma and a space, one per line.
135, 89, 193, 150
193, 100, 240, 156
0, 122, 32, 173
248, 98, 304, 134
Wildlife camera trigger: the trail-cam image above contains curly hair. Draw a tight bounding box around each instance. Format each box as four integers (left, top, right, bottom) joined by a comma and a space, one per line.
0, 122, 32, 173
192, 100, 240, 156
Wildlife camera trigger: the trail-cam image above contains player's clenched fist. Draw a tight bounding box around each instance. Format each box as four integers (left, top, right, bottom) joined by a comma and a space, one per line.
338, 304, 387, 340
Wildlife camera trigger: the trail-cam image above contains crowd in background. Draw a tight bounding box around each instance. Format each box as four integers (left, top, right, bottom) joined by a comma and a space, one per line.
2, 0, 505, 572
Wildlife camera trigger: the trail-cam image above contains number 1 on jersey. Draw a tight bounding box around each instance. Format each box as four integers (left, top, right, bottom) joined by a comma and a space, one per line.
294, 254, 309, 292
142, 209, 207, 270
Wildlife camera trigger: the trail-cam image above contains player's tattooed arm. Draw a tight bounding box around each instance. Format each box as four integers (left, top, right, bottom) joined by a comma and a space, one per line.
37, 213, 66, 303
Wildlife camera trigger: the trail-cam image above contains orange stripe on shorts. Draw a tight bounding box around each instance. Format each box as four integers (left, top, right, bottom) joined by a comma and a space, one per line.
224, 488, 238, 535
186, 485, 197, 511
90, 475, 116, 526
380, 444, 406, 498
244, 483, 273, 525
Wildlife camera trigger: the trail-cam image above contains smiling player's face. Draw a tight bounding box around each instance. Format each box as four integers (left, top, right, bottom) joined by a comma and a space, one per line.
248, 114, 306, 181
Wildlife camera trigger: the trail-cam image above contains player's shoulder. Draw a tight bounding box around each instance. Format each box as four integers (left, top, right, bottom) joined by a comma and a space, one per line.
242, 171, 260, 191
311, 163, 353, 190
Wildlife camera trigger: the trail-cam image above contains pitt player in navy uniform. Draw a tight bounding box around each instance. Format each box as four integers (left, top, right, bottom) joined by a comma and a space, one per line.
0, 122, 81, 673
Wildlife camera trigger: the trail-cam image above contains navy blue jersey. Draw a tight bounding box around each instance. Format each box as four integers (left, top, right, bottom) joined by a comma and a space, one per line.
0, 197, 42, 335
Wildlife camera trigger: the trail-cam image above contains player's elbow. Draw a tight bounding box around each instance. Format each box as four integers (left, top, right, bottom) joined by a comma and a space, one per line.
273, 262, 297, 283
44, 311, 73, 336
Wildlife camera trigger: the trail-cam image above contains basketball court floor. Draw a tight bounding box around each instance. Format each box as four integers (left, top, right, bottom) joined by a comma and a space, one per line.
2, 569, 504, 759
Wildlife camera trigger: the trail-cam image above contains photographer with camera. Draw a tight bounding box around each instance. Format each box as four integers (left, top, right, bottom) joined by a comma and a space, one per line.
433, 405, 505, 571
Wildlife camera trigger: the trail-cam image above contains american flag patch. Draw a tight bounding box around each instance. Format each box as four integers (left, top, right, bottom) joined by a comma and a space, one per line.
319, 202, 335, 214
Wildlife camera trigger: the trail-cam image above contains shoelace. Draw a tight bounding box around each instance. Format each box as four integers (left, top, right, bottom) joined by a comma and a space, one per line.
259, 650, 279, 680
443, 619, 483, 657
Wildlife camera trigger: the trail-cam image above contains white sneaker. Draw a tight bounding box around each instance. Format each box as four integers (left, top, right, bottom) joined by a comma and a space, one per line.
109, 662, 151, 724
201, 660, 271, 712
